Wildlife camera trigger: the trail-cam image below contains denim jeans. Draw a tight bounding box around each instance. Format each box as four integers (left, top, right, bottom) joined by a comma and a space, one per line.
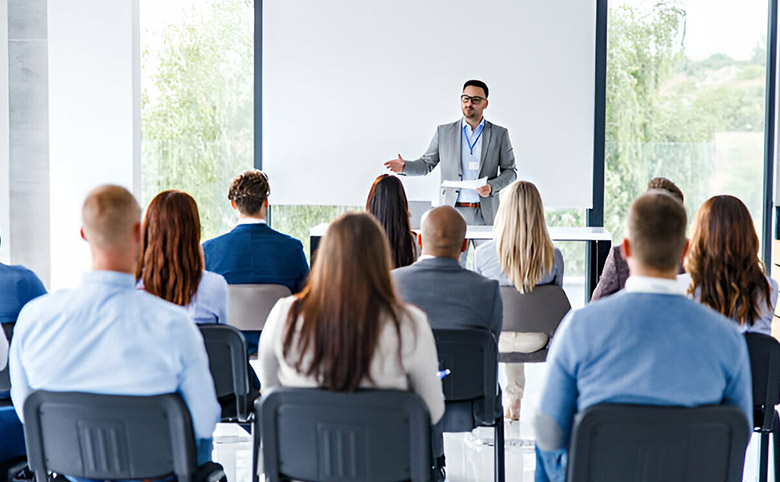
535, 444, 567, 482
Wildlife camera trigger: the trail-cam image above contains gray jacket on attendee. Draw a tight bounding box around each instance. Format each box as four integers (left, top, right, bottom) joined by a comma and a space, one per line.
391, 257, 503, 342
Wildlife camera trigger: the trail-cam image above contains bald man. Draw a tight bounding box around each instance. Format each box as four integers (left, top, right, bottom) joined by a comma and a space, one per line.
391, 206, 503, 342
9, 185, 221, 470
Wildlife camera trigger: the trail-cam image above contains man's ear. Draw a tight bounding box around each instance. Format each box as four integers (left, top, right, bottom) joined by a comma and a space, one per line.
80, 227, 87, 241
620, 238, 630, 260
133, 222, 142, 243
417, 233, 423, 248
230, 200, 237, 210
264, 198, 269, 208
460, 239, 468, 253
681, 239, 690, 262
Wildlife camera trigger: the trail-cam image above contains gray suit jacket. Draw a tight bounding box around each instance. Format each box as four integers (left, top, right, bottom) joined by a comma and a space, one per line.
391, 257, 503, 342
402, 119, 517, 224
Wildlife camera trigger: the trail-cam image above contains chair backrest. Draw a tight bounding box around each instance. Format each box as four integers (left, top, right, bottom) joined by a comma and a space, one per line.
499, 285, 571, 334
198, 324, 251, 421
567, 404, 751, 482
432, 328, 498, 426
0, 363, 9, 393
256, 388, 432, 482
744, 332, 780, 432
23, 390, 197, 482
228, 284, 291, 331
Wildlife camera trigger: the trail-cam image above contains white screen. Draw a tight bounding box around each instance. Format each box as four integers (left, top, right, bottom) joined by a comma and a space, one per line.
263, 0, 595, 210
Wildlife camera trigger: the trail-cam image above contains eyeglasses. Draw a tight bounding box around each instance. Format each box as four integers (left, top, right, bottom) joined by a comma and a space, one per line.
461, 95, 486, 105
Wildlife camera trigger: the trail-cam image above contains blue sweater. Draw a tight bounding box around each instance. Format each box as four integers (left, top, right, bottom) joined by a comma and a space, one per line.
202, 223, 309, 293
0, 262, 47, 323
535, 290, 752, 478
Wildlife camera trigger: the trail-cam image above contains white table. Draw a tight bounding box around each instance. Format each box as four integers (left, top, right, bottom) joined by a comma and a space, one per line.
309, 224, 612, 299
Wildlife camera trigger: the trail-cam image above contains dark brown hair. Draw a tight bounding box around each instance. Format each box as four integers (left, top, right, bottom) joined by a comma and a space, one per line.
366, 174, 416, 268
228, 169, 270, 215
627, 190, 687, 272
282, 212, 408, 392
136, 190, 203, 307
647, 177, 684, 204
685, 195, 771, 326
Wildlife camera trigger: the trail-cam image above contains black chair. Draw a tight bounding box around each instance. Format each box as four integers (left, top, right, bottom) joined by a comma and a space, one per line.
432, 329, 504, 482
254, 387, 432, 482
745, 332, 780, 482
498, 285, 571, 363
567, 404, 751, 482
0, 359, 9, 393
198, 324, 254, 422
23, 390, 199, 482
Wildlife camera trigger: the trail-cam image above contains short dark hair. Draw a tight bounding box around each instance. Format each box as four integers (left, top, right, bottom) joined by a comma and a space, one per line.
627, 190, 687, 272
228, 169, 270, 215
647, 177, 684, 204
463, 79, 489, 98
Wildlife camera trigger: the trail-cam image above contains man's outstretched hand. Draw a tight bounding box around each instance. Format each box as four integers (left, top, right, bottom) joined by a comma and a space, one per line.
384, 154, 405, 173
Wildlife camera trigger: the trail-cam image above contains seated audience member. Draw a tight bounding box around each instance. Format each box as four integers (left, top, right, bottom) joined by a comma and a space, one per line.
259, 212, 445, 478
534, 191, 752, 482
681, 194, 778, 334
0, 235, 46, 463
366, 174, 418, 268
136, 190, 228, 325
472, 180, 563, 421
591, 176, 684, 300
203, 169, 309, 292
9, 185, 220, 471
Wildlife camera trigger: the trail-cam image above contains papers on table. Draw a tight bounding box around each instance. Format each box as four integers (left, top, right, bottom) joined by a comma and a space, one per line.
441, 177, 488, 190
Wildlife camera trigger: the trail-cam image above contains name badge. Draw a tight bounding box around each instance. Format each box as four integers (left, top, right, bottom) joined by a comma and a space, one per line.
468, 161, 479, 171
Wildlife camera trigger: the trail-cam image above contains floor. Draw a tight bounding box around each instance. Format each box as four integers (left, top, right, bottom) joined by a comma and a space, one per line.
215, 360, 769, 481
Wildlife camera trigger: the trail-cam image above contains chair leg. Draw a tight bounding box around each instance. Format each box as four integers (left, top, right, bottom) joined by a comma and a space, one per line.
252, 419, 260, 482
494, 417, 505, 482
773, 411, 780, 482
761, 431, 770, 482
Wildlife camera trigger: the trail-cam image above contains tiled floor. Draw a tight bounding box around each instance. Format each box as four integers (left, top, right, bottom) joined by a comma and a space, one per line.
231, 359, 767, 482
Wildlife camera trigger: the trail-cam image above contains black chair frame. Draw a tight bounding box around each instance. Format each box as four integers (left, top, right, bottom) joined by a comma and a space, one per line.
745, 332, 780, 482
199, 324, 254, 423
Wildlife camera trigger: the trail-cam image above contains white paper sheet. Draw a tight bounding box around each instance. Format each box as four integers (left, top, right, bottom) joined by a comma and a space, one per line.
441, 177, 488, 190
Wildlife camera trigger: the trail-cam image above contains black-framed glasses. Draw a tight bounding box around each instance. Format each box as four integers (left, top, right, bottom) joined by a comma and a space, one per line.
461, 95, 485, 105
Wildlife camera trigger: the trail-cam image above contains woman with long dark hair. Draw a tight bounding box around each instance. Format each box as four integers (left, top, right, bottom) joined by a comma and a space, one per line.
682, 195, 777, 334
258, 211, 443, 407
136, 190, 228, 324
366, 174, 417, 268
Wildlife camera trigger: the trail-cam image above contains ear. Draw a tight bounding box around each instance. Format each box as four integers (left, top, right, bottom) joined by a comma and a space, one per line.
620, 238, 630, 260
264, 198, 269, 208
681, 239, 690, 262
230, 200, 237, 210
132, 222, 141, 243
80, 227, 87, 241
483, 99, 489, 110
460, 239, 468, 253
417, 233, 423, 248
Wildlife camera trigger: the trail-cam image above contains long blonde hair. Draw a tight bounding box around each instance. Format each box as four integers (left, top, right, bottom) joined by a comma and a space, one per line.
494, 181, 554, 293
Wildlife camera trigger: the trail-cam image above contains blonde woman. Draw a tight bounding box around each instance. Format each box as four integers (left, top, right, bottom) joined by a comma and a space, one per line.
473, 180, 564, 420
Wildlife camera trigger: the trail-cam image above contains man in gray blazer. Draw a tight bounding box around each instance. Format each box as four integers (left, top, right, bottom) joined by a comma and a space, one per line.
391, 206, 503, 341
384, 80, 517, 226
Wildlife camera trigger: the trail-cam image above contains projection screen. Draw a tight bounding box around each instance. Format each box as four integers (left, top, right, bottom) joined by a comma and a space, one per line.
263, 0, 596, 210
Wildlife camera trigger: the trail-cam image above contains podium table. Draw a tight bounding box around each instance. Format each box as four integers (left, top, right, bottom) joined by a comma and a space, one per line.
309, 224, 612, 301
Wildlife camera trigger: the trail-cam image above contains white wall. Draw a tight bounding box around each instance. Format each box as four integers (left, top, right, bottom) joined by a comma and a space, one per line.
0, 0, 8, 264
263, 0, 596, 210
47, 0, 141, 289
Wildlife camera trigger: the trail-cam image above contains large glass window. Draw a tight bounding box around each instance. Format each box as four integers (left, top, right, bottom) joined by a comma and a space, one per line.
605, 0, 768, 244
140, 0, 254, 240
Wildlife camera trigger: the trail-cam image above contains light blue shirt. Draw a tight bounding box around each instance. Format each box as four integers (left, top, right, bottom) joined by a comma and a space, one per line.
457, 117, 485, 203
534, 276, 752, 480
9, 270, 220, 440
137, 270, 229, 325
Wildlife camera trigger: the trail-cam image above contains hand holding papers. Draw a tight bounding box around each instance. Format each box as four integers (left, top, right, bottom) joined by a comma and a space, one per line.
441, 177, 488, 191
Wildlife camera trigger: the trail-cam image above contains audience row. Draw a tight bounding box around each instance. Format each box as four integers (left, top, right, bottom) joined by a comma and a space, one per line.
0, 169, 775, 481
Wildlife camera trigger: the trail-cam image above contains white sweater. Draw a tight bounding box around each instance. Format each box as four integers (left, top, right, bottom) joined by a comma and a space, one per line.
258, 296, 445, 423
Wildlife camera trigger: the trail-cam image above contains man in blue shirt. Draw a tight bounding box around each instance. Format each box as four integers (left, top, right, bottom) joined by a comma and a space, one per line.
202, 169, 309, 293
534, 190, 753, 482
9, 185, 220, 469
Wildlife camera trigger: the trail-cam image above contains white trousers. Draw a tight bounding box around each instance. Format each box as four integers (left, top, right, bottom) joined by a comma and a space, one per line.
499, 332, 549, 405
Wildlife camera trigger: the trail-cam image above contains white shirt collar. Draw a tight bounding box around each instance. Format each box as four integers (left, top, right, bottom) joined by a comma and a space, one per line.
237, 217, 266, 225
624, 275, 687, 296
418, 254, 436, 261
461, 117, 486, 132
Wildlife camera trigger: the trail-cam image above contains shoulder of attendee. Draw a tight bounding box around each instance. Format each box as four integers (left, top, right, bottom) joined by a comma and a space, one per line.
200, 270, 228, 287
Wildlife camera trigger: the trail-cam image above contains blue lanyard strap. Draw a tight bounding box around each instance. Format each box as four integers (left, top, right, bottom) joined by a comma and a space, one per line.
463, 124, 484, 156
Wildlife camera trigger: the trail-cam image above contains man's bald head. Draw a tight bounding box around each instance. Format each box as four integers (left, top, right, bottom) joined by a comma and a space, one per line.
82, 185, 141, 251
420, 206, 467, 259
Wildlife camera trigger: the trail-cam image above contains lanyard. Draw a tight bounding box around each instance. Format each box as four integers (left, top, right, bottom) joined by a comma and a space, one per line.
463, 124, 484, 156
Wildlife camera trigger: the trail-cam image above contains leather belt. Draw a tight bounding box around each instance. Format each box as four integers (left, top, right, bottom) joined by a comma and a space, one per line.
455, 202, 480, 209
